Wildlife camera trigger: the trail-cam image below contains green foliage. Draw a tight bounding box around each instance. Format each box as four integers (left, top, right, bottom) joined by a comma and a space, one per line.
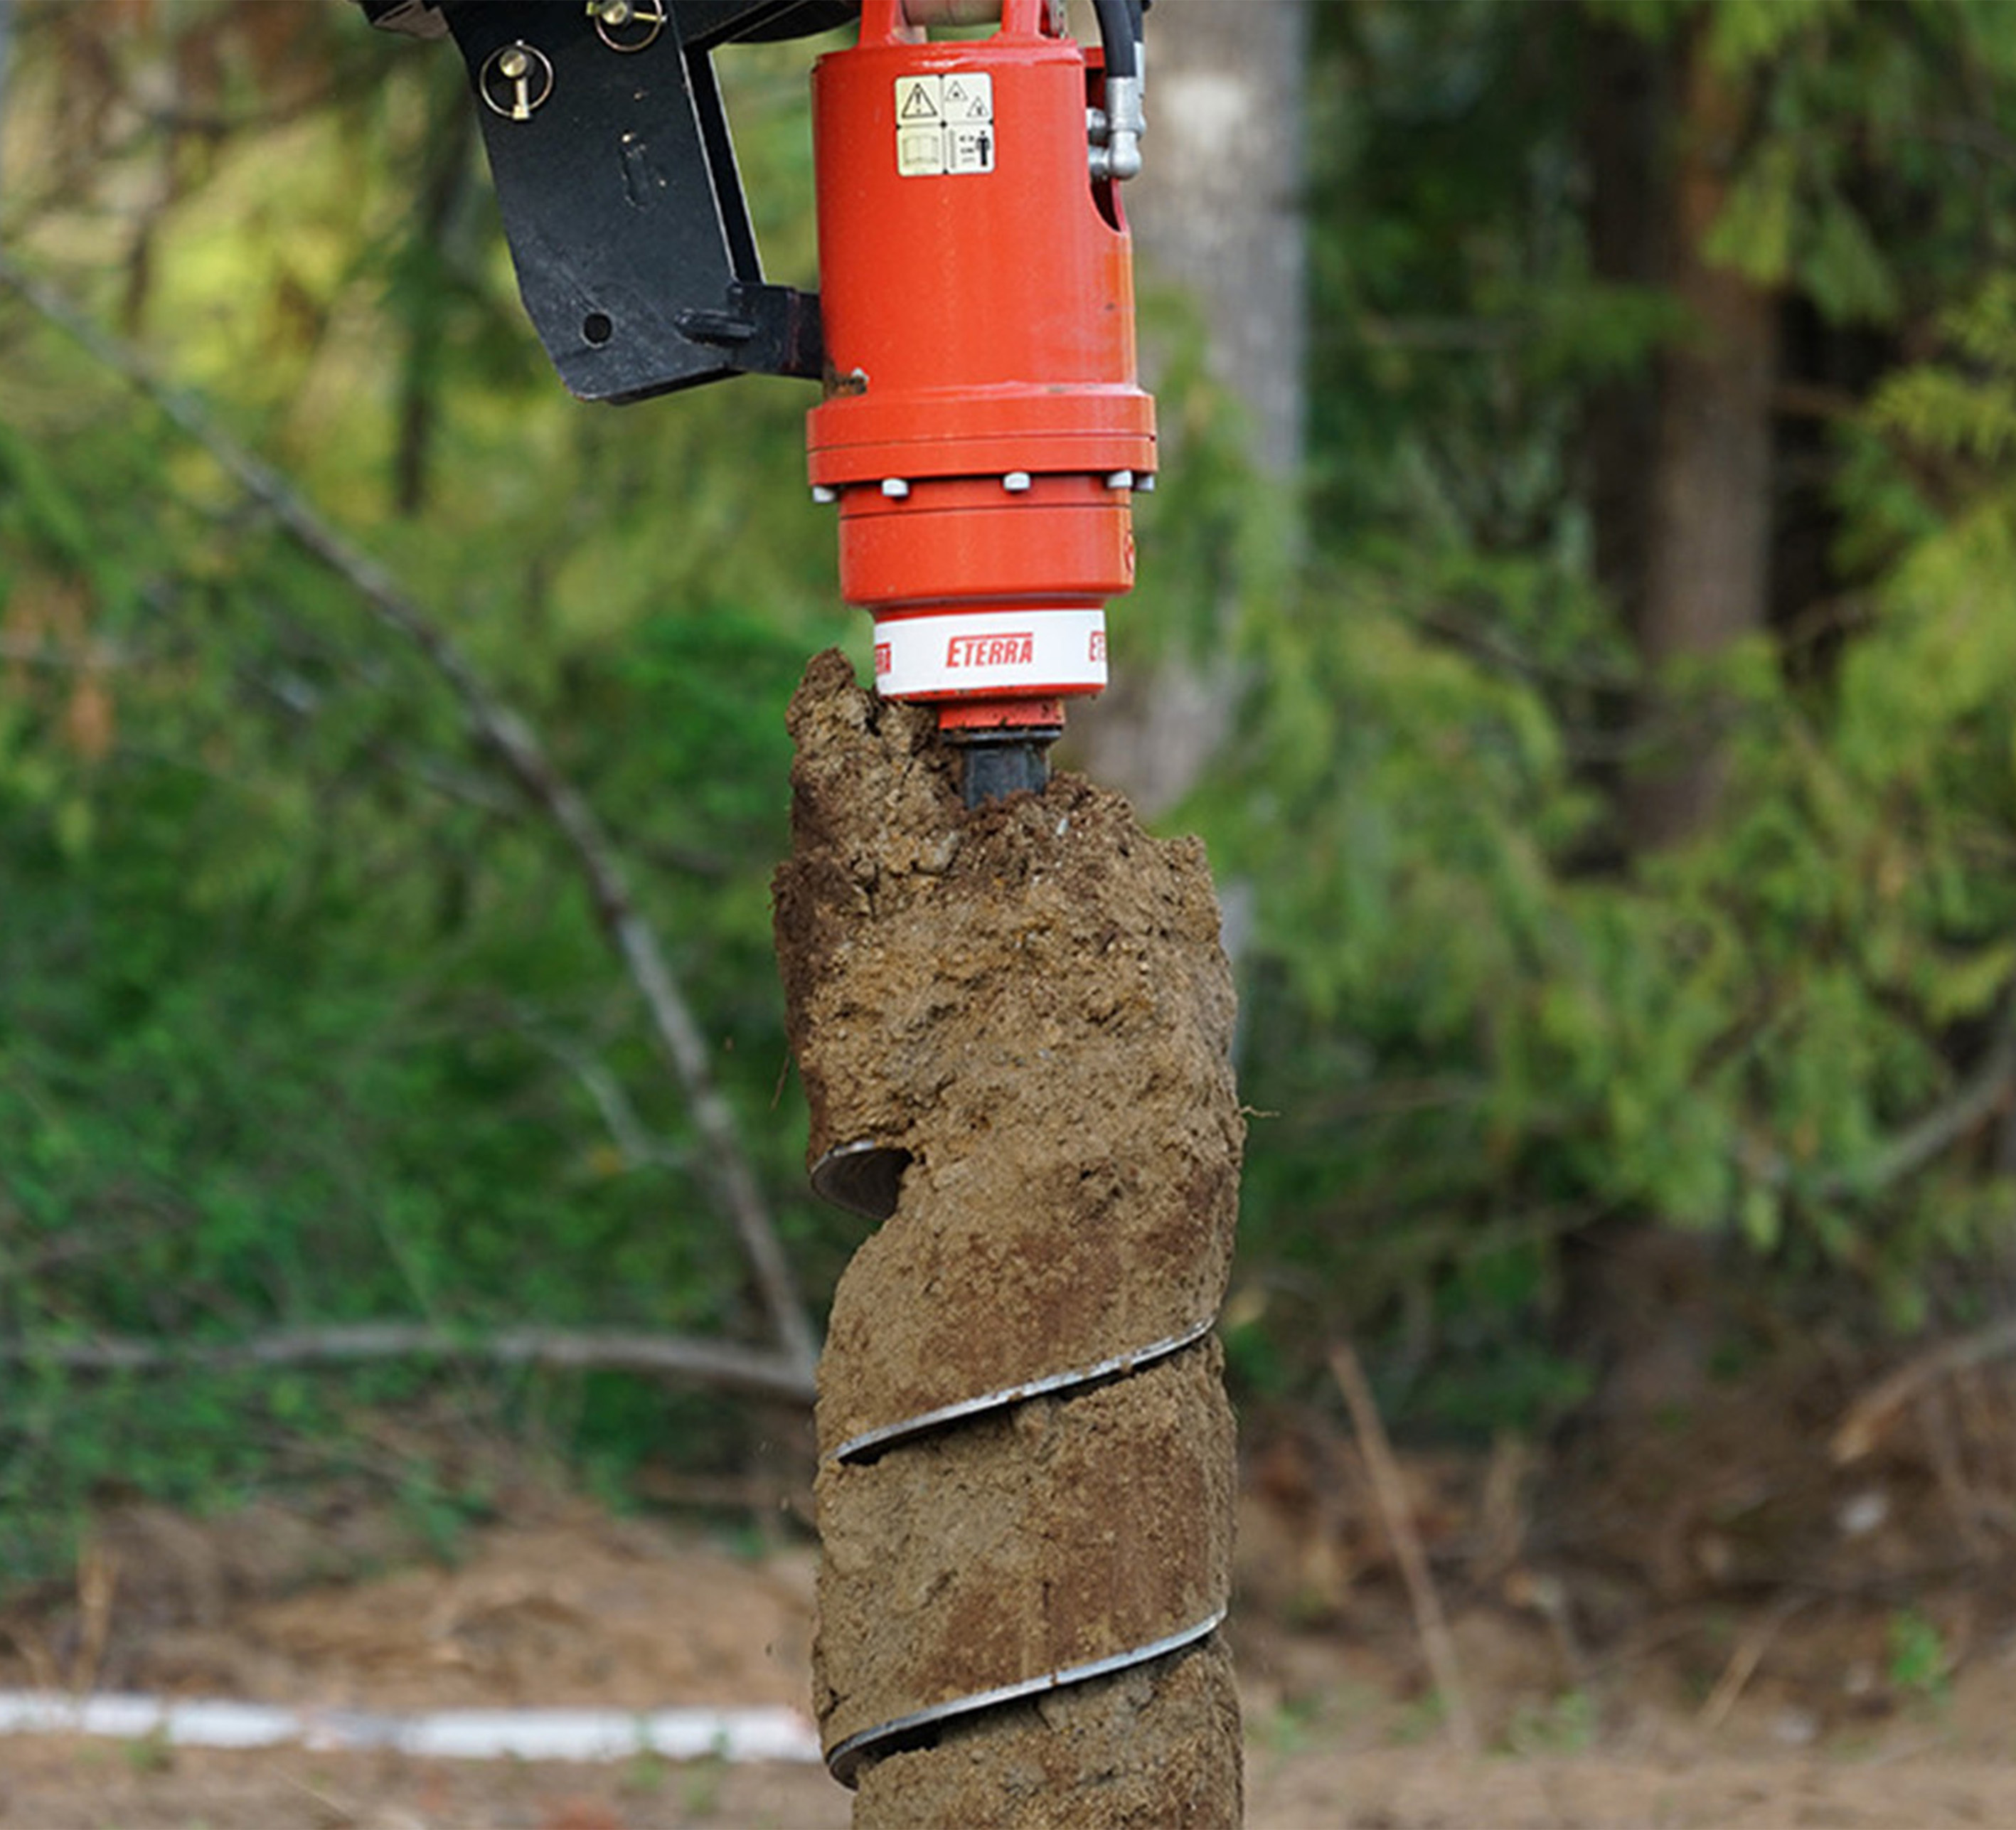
1886, 1607, 1953, 1706
1501, 1688, 1600, 1757
1193, 0, 2016, 1430
0, 4, 846, 1581
9, 0, 2016, 1555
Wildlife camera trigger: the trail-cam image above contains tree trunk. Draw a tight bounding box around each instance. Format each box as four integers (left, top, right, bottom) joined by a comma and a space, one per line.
1127, 0, 1308, 483
1582, 21, 1667, 665
1072, 0, 1309, 815
1621, 21, 1778, 849
1567, 18, 1780, 1420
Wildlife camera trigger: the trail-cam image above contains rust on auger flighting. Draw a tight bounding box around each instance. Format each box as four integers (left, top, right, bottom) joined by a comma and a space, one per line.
774, 653, 1244, 1826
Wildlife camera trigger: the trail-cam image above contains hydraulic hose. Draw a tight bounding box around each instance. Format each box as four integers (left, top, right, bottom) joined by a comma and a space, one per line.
1090, 0, 1138, 80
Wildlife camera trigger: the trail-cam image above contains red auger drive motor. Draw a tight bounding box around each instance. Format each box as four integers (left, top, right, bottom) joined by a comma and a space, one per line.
356, 0, 1153, 800
807, 0, 1154, 797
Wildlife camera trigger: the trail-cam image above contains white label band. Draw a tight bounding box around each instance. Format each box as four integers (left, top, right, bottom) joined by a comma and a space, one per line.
873, 609, 1108, 699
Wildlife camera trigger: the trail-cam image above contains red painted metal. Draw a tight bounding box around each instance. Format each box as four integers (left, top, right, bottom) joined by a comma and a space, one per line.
806, 0, 1153, 729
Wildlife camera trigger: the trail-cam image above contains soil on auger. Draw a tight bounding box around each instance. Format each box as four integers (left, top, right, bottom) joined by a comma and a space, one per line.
774, 651, 1244, 1828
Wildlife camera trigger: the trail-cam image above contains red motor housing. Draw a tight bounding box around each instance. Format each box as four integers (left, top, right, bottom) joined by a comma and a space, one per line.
806, 0, 1154, 732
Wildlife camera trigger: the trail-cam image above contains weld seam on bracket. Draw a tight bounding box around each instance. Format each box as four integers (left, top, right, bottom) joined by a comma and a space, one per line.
828, 1312, 1218, 1465
823, 1607, 1226, 1787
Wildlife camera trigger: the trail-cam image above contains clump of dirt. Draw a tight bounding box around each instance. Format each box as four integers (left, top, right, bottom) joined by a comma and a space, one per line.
774, 653, 1244, 1825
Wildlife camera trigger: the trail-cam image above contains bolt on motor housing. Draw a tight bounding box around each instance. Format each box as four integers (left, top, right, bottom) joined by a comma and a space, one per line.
806, 0, 1156, 733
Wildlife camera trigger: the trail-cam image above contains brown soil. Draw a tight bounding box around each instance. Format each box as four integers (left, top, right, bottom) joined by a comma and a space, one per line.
1, 1500, 814, 1711
772, 653, 1243, 1821
9, 1734, 2016, 1830
2, 1462, 2016, 1826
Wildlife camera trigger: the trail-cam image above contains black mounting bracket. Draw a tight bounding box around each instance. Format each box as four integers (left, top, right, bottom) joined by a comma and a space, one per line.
363, 1, 858, 403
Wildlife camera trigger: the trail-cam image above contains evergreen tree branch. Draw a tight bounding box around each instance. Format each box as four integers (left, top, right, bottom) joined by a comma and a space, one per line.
0, 1324, 816, 1404
0, 255, 821, 1386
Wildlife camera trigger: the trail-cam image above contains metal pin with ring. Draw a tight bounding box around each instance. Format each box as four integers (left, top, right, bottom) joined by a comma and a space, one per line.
587, 0, 668, 53
479, 42, 554, 121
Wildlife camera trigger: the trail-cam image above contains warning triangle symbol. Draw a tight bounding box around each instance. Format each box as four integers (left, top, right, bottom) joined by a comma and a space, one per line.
900, 83, 939, 121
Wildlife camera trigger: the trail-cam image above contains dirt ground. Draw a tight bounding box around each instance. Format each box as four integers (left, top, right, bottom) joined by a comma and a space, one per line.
1, 1447, 2013, 1830
7, 1733, 2016, 1830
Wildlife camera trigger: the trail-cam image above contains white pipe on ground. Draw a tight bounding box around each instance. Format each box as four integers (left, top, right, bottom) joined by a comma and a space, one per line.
0, 1691, 821, 1764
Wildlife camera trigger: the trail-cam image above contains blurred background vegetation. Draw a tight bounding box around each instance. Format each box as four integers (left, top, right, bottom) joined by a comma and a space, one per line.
5, 0, 2016, 1585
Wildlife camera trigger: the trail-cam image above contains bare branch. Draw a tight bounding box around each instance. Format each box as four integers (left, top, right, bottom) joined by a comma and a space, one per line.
1797, 1018, 2016, 1204
1405, 602, 1636, 693
1329, 1340, 1480, 1757
521, 1019, 686, 1174
6, 1324, 815, 1405
0, 637, 142, 670
1831, 1314, 2016, 1465
1737, 1013, 2016, 1208
1902, 116, 2016, 177
0, 255, 821, 1385
1353, 314, 1519, 353
1828, 1020, 2016, 1201
0, 0, 14, 200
